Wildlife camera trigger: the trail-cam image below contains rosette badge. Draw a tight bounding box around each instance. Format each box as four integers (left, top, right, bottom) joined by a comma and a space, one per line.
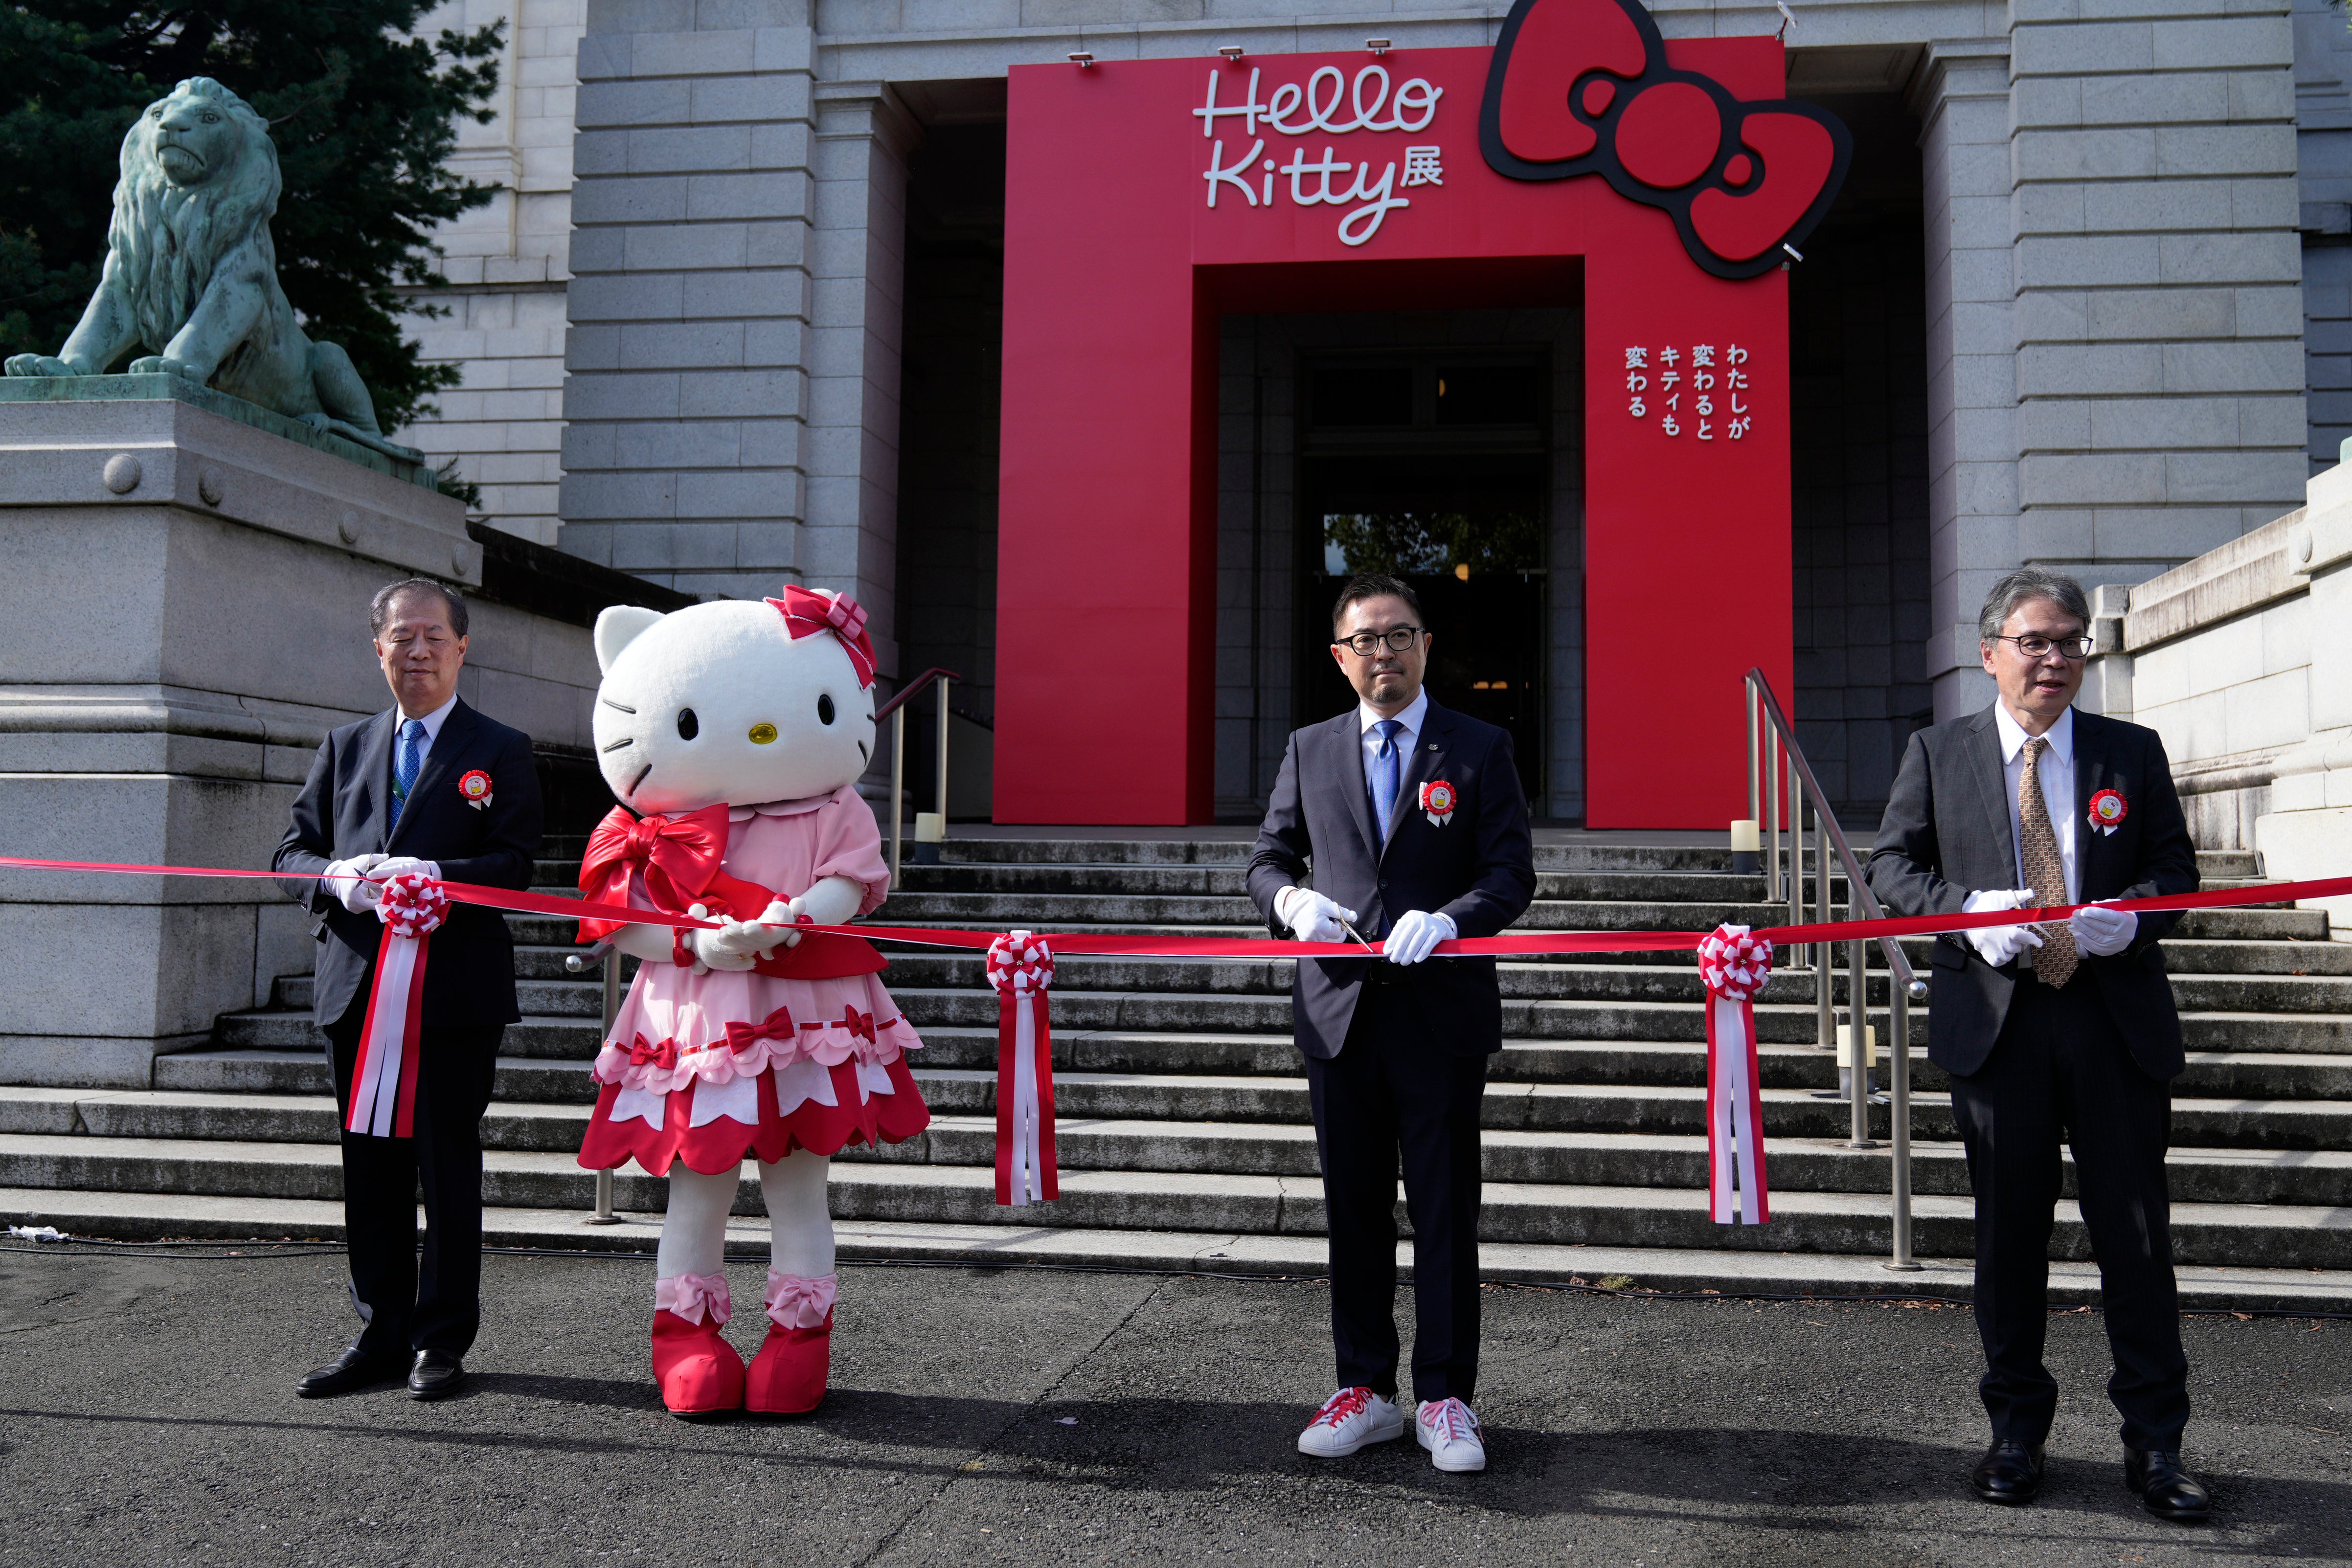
2088, 788, 2128, 837
1420, 779, 1457, 827
458, 769, 495, 811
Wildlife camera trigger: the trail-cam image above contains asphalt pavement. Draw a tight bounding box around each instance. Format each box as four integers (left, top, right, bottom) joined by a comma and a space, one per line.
1, 1243, 2348, 1566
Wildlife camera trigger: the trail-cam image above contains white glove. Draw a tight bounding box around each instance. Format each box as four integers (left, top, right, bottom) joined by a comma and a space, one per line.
2070, 900, 2138, 957
1383, 908, 1456, 966
373, 856, 440, 882
1962, 888, 2045, 967
321, 854, 387, 914
1276, 886, 1357, 943
783, 876, 866, 948
684, 905, 759, 973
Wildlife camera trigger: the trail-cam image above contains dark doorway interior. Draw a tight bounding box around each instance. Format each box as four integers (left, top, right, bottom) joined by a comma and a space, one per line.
1295, 354, 1549, 805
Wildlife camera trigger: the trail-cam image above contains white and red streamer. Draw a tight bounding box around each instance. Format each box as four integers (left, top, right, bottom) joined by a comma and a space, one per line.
344, 872, 450, 1139
986, 930, 1059, 1207
1696, 924, 1773, 1225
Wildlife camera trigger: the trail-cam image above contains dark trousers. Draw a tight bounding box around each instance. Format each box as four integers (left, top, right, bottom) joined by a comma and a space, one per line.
1305, 990, 1489, 1404
1948, 975, 2189, 1451
325, 1010, 501, 1360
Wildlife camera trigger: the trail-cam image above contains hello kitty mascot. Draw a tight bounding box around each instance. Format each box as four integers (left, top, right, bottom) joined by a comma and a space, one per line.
573, 588, 926, 1419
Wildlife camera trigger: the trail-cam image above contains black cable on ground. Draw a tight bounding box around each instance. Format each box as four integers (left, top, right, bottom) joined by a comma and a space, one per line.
5, 1234, 2350, 1319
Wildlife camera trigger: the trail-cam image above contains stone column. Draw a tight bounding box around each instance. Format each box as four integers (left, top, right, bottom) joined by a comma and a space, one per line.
2259, 459, 2352, 930
803, 80, 919, 676
1910, 40, 2016, 720
558, 0, 818, 604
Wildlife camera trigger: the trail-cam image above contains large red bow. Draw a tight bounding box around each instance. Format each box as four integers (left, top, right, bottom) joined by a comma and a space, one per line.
576, 804, 732, 941
1479, 0, 1850, 279
767, 586, 878, 690
724, 1006, 796, 1056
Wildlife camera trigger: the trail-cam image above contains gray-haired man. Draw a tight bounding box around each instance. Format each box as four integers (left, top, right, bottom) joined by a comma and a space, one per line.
1867, 568, 2206, 1520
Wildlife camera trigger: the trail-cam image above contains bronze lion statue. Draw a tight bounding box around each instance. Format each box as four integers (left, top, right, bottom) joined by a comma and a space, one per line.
5, 77, 421, 462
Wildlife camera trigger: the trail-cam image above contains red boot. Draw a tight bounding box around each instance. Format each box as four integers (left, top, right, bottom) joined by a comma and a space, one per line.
745, 1270, 836, 1415
651, 1273, 744, 1419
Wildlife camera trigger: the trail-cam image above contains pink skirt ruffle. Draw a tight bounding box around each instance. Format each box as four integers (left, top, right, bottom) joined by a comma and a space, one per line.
578, 1052, 929, 1175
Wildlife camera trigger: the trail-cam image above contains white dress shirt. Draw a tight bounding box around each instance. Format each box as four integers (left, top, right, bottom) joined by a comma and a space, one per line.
1993, 702, 2076, 901
1359, 689, 1429, 814
396, 692, 459, 753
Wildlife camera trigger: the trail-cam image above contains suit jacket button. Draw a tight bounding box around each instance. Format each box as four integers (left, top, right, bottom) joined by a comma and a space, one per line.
1378, 877, 1389, 888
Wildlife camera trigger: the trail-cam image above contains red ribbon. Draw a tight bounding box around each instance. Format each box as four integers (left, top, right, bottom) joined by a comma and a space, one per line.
577, 804, 733, 940
766, 586, 878, 690
343, 874, 449, 1139
985, 931, 1059, 1206
842, 1005, 876, 1045
627, 1034, 679, 1072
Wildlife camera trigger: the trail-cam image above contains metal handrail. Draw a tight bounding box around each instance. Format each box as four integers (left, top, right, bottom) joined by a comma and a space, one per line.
564, 936, 625, 1224
1744, 668, 1929, 1272
879, 668, 962, 889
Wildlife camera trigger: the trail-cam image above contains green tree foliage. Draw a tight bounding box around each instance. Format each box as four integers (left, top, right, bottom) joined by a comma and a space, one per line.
1323, 509, 1545, 578
0, 0, 503, 433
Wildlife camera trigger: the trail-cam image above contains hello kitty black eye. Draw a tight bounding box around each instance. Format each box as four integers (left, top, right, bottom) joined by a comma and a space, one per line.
817, 694, 836, 726
676, 708, 699, 740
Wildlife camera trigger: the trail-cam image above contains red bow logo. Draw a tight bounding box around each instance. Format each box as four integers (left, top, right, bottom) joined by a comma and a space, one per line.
724, 1006, 797, 1055
1479, 0, 1850, 279
766, 586, 879, 690
841, 1005, 877, 1045
627, 1034, 679, 1072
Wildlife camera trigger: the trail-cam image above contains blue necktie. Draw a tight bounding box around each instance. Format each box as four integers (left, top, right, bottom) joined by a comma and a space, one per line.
390, 719, 426, 828
1369, 719, 1402, 842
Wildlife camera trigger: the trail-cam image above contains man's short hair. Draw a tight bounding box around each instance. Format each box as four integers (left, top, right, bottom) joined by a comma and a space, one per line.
1330, 573, 1425, 637
370, 578, 470, 639
1977, 566, 2088, 643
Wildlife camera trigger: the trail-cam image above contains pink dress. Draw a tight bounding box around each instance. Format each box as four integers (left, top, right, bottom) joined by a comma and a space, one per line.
574, 785, 928, 1175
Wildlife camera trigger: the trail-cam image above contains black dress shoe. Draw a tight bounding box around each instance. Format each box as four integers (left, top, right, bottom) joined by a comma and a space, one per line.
296, 1343, 400, 1399
2125, 1448, 2211, 1522
1971, 1438, 2046, 1504
408, 1349, 466, 1401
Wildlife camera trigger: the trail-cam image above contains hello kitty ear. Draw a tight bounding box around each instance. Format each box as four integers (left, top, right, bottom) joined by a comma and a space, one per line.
593, 605, 666, 673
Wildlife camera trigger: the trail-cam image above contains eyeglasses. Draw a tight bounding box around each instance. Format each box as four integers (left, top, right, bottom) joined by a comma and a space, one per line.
1991, 634, 2093, 660
1333, 626, 1425, 657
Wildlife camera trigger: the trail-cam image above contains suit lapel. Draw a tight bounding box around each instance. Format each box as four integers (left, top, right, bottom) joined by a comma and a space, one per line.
356, 710, 398, 855
1332, 712, 1380, 863
1966, 705, 2015, 887
388, 699, 475, 851
1384, 703, 1453, 857
2070, 709, 2106, 900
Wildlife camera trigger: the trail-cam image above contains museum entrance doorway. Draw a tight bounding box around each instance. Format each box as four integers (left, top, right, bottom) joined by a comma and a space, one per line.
1296, 352, 1549, 806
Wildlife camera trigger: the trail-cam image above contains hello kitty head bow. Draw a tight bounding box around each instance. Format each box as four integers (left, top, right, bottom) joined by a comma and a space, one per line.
767, 586, 877, 689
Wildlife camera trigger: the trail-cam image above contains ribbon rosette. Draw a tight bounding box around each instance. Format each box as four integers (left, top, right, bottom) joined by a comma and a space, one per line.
767, 586, 879, 690
2088, 788, 2128, 837
1420, 779, 1457, 827
985, 930, 1059, 1206
1695, 923, 1773, 1225
345, 872, 451, 1138
457, 768, 494, 811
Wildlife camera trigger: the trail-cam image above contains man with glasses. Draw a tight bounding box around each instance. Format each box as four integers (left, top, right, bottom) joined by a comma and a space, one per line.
1247, 573, 1535, 1474
1867, 567, 2205, 1520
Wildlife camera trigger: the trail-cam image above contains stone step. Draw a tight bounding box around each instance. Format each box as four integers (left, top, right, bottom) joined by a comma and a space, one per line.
13, 1187, 2347, 1312
12, 1085, 2349, 1206
4, 1132, 2347, 1268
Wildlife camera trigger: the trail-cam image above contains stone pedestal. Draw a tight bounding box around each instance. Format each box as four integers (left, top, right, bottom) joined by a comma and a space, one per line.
2258, 461, 2352, 934
0, 378, 598, 1086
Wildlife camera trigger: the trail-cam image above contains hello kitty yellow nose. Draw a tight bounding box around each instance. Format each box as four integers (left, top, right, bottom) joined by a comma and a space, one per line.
748, 723, 778, 744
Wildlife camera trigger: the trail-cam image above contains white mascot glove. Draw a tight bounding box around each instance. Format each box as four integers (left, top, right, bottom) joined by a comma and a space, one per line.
2070, 900, 2138, 958
782, 876, 865, 948
1383, 908, 1456, 966
686, 904, 760, 972
1962, 888, 2046, 968
373, 856, 441, 883
321, 854, 387, 914
1276, 886, 1357, 943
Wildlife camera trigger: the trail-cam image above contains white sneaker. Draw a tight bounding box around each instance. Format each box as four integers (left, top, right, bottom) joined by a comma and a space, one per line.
1416, 1396, 1487, 1473
1296, 1386, 1405, 1457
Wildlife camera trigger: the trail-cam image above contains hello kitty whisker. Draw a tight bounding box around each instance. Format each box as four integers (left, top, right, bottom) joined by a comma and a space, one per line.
601, 697, 637, 714
601, 737, 633, 751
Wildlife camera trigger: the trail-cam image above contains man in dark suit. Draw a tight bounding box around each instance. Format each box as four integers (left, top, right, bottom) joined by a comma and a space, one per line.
1867, 566, 2206, 1521
273, 578, 543, 1401
1247, 573, 1535, 1475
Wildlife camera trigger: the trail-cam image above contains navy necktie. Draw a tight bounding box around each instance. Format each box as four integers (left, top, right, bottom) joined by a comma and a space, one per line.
1369, 719, 1403, 841
390, 719, 426, 828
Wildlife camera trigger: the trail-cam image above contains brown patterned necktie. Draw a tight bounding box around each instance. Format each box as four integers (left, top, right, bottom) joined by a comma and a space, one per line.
2018, 736, 2079, 986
